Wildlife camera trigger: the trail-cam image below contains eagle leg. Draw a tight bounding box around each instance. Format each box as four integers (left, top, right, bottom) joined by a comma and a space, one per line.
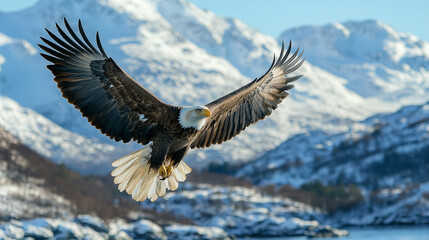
159, 161, 175, 180
166, 161, 174, 176
159, 165, 168, 180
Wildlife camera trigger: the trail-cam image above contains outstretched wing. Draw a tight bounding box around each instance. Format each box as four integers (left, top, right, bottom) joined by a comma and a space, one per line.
191, 41, 304, 149
39, 18, 174, 144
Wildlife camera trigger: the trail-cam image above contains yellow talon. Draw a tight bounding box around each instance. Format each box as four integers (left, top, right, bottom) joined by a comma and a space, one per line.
166, 162, 174, 177
159, 161, 175, 180
159, 165, 167, 179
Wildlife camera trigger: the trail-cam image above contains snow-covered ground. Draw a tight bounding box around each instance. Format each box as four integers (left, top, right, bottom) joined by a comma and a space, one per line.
1, 0, 428, 173
140, 183, 349, 237
335, 182, 429, 226
0, 215, 232, 240
0, 184, 348, 239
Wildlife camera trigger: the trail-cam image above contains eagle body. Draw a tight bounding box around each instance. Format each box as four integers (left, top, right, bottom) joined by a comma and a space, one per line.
40, 19, 304, 202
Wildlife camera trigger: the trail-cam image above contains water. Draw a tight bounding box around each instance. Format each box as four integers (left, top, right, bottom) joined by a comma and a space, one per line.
240, 225, 429, 240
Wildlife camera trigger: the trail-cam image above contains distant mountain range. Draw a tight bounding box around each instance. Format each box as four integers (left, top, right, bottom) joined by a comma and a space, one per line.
238, 101, 429, 188
0, 0, 428, 174
237, 101, 429, 225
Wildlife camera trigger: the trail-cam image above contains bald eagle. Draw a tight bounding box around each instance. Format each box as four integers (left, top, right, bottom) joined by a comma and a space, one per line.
39, 19, 304, 202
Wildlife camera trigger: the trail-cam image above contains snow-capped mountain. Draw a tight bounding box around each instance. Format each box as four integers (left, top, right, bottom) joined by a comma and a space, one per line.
238, 101, 429, 188
0, 96, 132, 174
237, 101, 429, 225
281, 20, 429, 108
1, 0, 429, 173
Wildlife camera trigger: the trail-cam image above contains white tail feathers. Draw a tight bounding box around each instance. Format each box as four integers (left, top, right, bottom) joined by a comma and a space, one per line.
111, 144, 192, 202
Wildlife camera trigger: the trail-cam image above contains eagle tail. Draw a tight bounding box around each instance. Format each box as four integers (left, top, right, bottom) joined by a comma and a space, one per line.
111, 144, 192, 202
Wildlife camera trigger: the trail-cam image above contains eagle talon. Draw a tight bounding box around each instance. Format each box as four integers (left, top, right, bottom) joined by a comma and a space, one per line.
159, 165, 168, 179
159, 161, 175, 179
166, 161, 174, 177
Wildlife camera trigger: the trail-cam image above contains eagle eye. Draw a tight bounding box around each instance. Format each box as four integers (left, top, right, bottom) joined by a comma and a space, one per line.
196, 109, 202, 112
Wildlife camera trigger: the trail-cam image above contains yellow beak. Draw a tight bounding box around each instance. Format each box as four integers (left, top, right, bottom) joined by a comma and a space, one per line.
197, 109, 211, 118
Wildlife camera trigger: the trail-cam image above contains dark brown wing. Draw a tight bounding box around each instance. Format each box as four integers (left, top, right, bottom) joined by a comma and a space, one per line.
191, 41, 304, 149
39, 18, 175, 144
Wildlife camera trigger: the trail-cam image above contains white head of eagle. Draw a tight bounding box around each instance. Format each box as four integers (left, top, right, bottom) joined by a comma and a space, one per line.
179, 106, 211, 130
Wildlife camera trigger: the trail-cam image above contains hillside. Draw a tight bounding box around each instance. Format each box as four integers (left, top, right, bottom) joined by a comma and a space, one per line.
237, 101, 429, 225
238, 101, 429, 188
0, 96, 132, 174
0, 124, 139, 219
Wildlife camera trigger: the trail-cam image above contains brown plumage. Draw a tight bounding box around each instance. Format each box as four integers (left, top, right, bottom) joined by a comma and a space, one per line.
39, 18, 304, 202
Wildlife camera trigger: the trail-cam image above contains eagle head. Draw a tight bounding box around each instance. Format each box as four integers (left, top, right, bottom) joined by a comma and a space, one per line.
179, 106, 211, 130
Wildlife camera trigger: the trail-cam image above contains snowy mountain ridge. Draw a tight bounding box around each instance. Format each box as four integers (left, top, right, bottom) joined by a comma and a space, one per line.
237, 100, 429, 188
236, 100, 429, 225
281, 20, 429, 104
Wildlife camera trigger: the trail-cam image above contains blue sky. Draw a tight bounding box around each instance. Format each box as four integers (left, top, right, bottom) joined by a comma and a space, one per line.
1, 0, 428, 41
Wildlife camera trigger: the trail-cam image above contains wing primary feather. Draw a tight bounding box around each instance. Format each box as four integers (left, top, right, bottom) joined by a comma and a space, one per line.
44, 29, 78, 54
40, 53, 64, 64
78, 19, 100, 54
277, 41, 285, 65
287, 50, 305, 68
271, 54, 276, 69
284, 74, 303, 84
283, 47, 300, 66
55, 22, 86, 52
284, 58, 306, 75
40, 37, 74, 56
64, 18, 93, 53
96, 31, 108, 57
280, 84, 294, 92
278, 40, 292, 66
38, 44, 67, 60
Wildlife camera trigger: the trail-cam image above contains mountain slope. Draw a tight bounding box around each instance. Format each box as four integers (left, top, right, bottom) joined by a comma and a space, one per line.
238, 101, 429, 188
0, 124, 141, 219
0, 96, 132, 174
0, 125, 71, 220
280, 20, 429, 109
1, 0, 429, 173
237, 101, 429, 225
